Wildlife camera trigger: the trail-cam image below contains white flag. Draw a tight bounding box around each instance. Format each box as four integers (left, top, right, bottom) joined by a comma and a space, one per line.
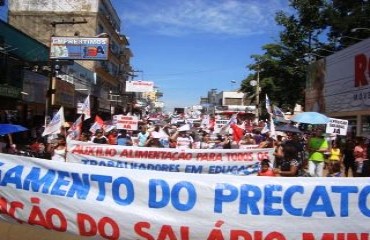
266, 94, 272, 114
269, 115, 276, 140
81, 95, 91, 120
66, 115, 83, 141
42, 106, 65, 136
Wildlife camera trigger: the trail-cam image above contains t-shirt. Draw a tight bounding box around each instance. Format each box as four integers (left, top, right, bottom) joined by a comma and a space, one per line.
117, 136, 131, 146
137, 132, 149, 147
92, 136, 108, 144
258, 169, 276, 176
308, 137, 328, 162
329, 148, 341, 161
176, 136, 193, 149
280, 158, 300, 176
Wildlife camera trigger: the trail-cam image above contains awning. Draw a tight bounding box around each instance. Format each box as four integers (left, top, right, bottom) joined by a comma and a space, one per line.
0, 19, 49, 62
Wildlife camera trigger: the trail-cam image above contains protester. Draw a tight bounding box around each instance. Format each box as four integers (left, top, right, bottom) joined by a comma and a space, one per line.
107, 129, 118, 145
328, 140, 342, 167
273, 144, 301, 177
174, 130, 193, 149
258, 159, 276, 176
79, 132, 91, 142
342, 138, 355, 177
137, 125, 150, 147
199, 132, 214, 149
307, 128, 328, 177
49, 134, 66, 162
353, 137, 368, 177
145, 131, 163, 148
239, 134, 256, 145
117, 129, 133, 146
91, 129, 108, 144
326, 161, 342, 177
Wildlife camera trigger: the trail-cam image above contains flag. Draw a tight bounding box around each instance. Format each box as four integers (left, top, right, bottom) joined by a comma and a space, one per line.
228, 113, 238, 125
66, 115, 83, 141
230, 123, 244, 142
269, 115, 277, 140
273, 105, 285, 118
81, 95, 91, 120
42, 106, 65, 136
272, 105, 287, 122
201, 114, 210, 129
89, 115, 104, 133
266, 94, 272, 114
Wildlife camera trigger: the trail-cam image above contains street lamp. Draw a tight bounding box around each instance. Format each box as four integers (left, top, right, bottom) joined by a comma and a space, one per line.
249, 69, 261, 122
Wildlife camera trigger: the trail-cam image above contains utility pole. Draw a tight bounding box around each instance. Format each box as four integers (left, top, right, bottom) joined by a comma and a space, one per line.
256, 64, 260, 122
45, 19, 87, 125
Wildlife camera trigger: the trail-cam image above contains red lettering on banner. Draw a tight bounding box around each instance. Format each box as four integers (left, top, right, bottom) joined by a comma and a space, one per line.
226, 152, 253, 161
134, 222, 189, 240
135, 222, 154, 240
196, 153, 222, 161
77, 213, 120, 239
77, 213, 97, 237
354, 53, 369, 87
0, 196, 24, 223
302, 233, 370, 240
230, 230, 286, 240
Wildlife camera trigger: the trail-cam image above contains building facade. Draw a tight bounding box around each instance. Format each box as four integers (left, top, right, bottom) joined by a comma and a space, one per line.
305, 37, 370, 137
8, 0, 133, 120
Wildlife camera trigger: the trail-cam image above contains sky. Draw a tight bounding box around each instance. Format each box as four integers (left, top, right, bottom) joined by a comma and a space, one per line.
111, 0, 290, 112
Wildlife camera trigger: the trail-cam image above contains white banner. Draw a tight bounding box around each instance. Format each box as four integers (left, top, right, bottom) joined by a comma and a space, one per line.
66, 141, 273, 175
113, 115, 139, 130
0, 154, 369, 239
125, 80, 154, 93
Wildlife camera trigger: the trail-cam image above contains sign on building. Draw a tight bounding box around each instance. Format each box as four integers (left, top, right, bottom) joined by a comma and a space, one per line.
50, 37, 109, 60
125, 80, 154, 93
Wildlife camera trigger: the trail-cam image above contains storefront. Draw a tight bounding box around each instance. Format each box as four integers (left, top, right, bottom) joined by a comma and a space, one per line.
305, 38, 370, 137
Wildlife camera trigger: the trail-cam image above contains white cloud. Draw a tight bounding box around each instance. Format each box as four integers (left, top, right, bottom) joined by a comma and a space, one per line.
119, 0, 289, 36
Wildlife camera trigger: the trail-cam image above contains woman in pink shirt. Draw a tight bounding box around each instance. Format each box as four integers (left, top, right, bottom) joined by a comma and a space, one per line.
353, 137, 367, 177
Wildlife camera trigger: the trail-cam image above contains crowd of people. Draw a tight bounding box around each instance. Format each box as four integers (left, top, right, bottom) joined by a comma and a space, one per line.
1, 118, 369, 178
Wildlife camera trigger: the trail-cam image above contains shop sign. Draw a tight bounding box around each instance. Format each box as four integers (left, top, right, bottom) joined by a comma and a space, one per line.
0, 85, 21, 98
50, 37, 109, 60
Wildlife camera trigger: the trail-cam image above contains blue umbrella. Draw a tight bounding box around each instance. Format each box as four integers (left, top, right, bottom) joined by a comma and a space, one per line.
291, 112, 329, 125
275, 124, 302, 133
0, 124, 28, 135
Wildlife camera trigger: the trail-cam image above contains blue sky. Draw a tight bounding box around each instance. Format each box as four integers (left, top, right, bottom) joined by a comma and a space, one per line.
112, 0, 290, 112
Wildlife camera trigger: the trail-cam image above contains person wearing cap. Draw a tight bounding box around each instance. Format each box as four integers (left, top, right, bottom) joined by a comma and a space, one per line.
176, 130, 193, 149
91, 129, 108, 144
50, 134, 66, 162
145, 131, 163, 148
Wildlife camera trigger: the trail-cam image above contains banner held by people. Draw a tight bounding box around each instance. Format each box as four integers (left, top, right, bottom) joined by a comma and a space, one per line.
67, 140, 274, 175
0, 153, 369, 239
